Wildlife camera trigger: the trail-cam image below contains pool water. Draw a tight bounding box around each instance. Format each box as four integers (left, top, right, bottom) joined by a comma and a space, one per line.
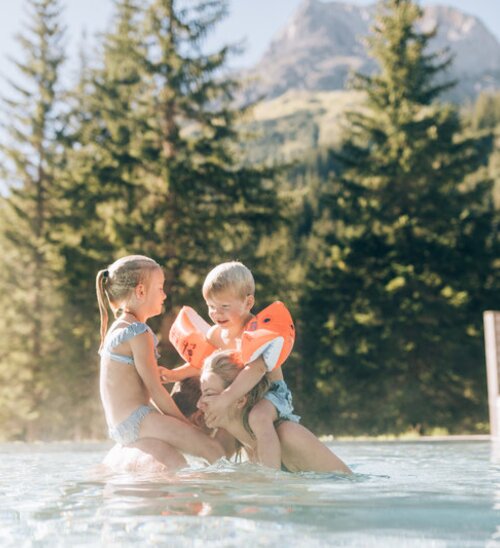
0, 440, 498, 547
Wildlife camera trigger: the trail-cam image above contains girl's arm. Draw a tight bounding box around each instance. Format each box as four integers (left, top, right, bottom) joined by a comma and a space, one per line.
130, 332, 189, 423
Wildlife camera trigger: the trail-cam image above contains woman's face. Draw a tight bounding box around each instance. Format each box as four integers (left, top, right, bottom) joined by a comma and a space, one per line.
198, 371, 225, 410
198, 370, 240, 427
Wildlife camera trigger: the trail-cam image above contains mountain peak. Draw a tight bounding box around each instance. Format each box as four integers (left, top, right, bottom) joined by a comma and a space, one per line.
242, 2, 500, 103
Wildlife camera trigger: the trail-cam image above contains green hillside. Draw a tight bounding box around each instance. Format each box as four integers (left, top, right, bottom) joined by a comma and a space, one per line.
238, 90, 365, 164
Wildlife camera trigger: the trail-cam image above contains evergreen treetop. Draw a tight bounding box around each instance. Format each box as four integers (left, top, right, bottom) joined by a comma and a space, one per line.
298, 0, 498, 434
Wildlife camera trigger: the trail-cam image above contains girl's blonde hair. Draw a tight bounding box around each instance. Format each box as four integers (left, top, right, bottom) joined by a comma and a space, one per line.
203, 350, 269, 437
96, 255, 161, 350
202, 261, 255, 300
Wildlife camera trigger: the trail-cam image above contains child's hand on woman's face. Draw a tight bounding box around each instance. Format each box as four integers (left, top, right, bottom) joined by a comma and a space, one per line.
200, 393, 231, 428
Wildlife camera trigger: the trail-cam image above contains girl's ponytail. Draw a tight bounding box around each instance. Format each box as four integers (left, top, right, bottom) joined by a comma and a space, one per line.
96, 269, 110, 351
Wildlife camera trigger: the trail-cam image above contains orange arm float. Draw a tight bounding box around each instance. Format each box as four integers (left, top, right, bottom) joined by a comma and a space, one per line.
240, 301, 295, 371
169, 306, 217, 369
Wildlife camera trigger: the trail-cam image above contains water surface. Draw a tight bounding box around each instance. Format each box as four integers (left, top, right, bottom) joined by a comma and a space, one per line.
0, 440, 498, 546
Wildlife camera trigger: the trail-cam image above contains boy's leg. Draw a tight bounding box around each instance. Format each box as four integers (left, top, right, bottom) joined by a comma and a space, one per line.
248, 399, 281, 469
139, 413, 224, 464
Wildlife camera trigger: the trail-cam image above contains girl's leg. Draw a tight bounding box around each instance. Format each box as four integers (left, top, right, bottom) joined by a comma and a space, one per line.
130, 438, 188, 471
139, 412, 224, 463
103, 441, 186, 473
248, 399, 280, 469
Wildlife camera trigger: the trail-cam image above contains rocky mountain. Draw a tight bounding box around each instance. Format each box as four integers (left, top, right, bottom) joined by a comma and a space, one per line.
240, 0, 500, 103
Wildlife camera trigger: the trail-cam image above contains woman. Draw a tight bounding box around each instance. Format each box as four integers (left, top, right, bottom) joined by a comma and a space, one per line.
103, 356, 351, 474
198, 350, 351, 474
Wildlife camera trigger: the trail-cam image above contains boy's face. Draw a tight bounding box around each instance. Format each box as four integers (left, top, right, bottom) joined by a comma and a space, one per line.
205, 289, 254, 332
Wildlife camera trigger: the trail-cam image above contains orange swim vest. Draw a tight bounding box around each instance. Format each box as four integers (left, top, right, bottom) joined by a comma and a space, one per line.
240, 301, 295, 371
169, 301, 295, 371
168, 306, 217, 370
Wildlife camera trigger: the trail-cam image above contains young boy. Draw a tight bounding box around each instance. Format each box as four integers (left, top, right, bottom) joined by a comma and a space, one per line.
202, 262, 299, 469
165, 261, 299, 469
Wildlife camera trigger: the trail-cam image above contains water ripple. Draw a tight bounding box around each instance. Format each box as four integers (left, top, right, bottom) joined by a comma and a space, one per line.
0, 440, 498, 547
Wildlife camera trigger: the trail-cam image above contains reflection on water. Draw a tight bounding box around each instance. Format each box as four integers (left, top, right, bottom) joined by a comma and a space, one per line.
489, 440, 500, 544
0, 440, 498, 547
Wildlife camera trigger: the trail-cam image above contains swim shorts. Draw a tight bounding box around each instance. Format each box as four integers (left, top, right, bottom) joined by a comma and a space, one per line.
264, 380, 300, 423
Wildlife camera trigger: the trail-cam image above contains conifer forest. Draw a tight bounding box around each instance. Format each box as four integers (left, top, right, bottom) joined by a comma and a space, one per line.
1, 0, 499, 440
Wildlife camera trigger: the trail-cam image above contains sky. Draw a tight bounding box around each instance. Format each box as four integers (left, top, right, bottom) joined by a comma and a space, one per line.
0, 0, 499, 92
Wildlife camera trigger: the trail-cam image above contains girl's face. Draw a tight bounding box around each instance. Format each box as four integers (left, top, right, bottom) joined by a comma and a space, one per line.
143, 268, 167, 317
205, 290, 254, 333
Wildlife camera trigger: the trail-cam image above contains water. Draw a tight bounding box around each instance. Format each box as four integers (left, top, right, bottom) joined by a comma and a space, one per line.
0, 439, 498, 547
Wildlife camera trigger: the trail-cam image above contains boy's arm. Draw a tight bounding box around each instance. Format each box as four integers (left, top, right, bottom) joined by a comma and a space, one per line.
159, 363, 200, 383
206, 324, 220, 346
203, 357, 267, 426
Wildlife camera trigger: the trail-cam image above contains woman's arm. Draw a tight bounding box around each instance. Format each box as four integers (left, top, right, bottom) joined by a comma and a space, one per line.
277, 421, 351, 474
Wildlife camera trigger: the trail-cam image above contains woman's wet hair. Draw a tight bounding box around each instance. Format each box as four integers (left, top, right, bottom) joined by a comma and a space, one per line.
96, 255, 161, 349
203, 350, 270, 437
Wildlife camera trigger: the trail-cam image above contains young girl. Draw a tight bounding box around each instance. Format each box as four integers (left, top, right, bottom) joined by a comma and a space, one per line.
96, 255, 224, 466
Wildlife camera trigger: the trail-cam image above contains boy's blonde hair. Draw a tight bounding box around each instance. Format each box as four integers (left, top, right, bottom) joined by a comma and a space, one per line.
202, 261, 255, 300
96, 255, 161, 349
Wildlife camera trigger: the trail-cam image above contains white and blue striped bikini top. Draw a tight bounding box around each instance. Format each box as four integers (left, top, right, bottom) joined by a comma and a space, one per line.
100, 321, 160, 366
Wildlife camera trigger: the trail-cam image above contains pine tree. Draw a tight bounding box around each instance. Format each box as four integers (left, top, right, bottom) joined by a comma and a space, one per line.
132, 0, 280, 306
470, 91, 500, 131
56, 0, 147, 313
60, 0, 281, 360
0, 0, 67, 439
299, 0, 499, 435
45, 1, 158, 439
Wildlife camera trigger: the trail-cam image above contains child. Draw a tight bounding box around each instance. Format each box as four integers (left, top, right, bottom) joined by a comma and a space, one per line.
165, 261, 299, 469
96, 254, 224, 466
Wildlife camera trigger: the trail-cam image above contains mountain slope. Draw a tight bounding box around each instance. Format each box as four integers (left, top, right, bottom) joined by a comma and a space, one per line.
240, 0, 500, 104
